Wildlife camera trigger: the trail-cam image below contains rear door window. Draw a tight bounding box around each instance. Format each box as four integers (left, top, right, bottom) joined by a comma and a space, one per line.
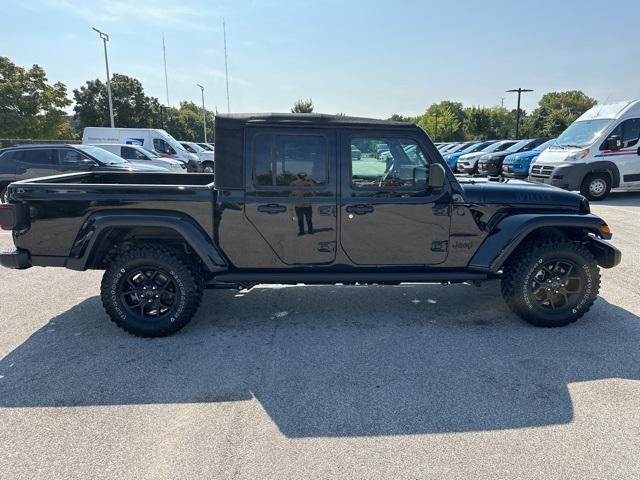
21, 149, 56, 165
253, 134, 328, 187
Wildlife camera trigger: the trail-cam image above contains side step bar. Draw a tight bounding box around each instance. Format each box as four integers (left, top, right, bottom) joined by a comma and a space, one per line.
207, 271, 492, 287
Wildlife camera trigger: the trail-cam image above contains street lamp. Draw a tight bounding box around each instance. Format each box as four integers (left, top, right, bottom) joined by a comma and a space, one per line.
92, 27, 115, 128
506, 88, 533, 139
197, 84, 207, 143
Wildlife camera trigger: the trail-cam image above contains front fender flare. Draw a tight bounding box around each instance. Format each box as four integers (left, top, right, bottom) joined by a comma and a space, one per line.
66, 211, 227, 272
468, 213, 610, 272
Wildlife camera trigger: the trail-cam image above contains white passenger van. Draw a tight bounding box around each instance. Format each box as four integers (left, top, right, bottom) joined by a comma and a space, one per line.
82, 127, 200, 172
530, 100, 640, 200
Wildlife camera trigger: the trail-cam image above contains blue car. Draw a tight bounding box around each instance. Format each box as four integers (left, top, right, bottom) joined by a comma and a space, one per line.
501, 138, 556, 178
443, 140, 497, 172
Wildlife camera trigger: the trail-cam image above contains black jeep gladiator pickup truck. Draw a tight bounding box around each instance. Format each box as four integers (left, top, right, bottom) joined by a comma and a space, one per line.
0, 114, 621, 337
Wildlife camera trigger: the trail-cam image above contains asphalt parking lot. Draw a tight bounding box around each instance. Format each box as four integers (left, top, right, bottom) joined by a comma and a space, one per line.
1, 193, 639, 479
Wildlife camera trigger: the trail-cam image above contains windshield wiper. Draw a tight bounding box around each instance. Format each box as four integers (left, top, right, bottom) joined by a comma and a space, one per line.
556, 144, 584, 149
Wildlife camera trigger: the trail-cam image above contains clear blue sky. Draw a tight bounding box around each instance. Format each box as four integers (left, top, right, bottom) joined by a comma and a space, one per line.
2, 0, 639, 118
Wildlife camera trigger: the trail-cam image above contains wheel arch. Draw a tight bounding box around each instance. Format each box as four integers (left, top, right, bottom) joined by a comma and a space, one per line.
66, 211, 228, 273
585, 160, 621, 188
468, 214, 611, 273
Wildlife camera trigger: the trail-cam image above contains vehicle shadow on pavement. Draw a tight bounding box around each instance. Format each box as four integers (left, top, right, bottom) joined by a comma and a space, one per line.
1, 283, 638, 437
598, 191, 640, 206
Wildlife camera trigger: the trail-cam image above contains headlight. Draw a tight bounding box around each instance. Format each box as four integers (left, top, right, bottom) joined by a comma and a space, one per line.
565, 148, 589, 162
531, 155, 539, 163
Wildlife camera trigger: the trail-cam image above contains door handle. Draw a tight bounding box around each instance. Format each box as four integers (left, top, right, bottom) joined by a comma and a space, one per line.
345, 204, 374, 215
257, 203, 287, 214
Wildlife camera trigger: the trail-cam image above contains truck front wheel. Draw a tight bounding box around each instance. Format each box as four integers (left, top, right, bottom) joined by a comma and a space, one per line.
501, 240, 600, 327
100, 245, 203, 337
580, 172, 611, 201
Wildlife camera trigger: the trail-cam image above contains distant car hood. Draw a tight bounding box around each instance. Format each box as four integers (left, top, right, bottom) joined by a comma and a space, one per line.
99, 163, 166, 172
458, 151, 486, 161
459, 177, 585, 209
504, 149, 541, 162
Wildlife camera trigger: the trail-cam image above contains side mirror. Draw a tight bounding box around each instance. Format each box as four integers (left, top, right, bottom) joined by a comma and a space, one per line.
81, 158, 97, 169
606, 135, 622, 151
428, 163, 447, 190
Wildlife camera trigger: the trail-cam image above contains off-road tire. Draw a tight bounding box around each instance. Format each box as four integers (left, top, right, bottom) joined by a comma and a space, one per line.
580, 172, 611, 201
101, 245, 203, 337
501, 240, 600, 327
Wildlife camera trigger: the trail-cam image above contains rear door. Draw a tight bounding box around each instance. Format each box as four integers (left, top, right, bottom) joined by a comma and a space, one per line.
244, 127, 338, 265
15, 148, 60, 178
340, 132, 451, 266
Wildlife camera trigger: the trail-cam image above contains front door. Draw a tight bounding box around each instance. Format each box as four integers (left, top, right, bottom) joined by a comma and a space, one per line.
244, 128, 338, 265
600, 118, 640, 186
340, 133, 451, 266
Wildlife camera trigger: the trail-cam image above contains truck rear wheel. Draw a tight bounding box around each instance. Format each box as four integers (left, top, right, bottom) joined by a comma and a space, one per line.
580, 172, 611, 201
501, 240, 600, 327
100, 245, 203, 337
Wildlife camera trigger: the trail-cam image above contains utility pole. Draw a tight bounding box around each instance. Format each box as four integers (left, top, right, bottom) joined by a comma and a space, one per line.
506, 88, 533, 139
223, 18, 230, 113
197, 84, 207, 142
162, 32, 170, 107
92, 27, 115, 128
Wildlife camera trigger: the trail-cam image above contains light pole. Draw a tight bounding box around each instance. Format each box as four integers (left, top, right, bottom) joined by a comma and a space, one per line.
92, 27, 115, 128
434, 112, 440, 141
506, 88, 533, 139
197, 84, 207, 142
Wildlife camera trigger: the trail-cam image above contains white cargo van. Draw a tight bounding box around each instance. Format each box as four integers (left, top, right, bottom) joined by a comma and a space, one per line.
530, 100, 640, 200
82, 127, 200, 172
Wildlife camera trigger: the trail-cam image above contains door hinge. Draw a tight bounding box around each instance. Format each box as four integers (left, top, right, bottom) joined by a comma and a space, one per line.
432, 204, 451, 216
431, 240, 449, 252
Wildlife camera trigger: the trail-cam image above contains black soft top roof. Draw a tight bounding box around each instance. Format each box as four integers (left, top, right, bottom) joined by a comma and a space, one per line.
215, 113, 417, 129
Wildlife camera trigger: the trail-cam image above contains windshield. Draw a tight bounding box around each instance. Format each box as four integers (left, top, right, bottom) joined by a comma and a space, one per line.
482, 141, 515, 153
77, 145, 128, 165
185, 142, 206, 153
163, 133, 186, 152
446, 143, 471, 154
462, 141, 492, 154
504, 139, 533, 153
534, 138, 556, 152
140, 146, 160, 158
555, 119, 613, 149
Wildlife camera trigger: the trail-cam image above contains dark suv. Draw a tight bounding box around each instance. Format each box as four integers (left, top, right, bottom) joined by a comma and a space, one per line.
0, 144, 166, 199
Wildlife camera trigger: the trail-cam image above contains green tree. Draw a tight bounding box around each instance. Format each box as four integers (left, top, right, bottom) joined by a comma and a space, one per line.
73, 74, 160, 130
416, 101, 466, 141
463, 106, 492, 140
525, 90, 597, 137
164, 101, 215, 142
291, 98, 314, 113
387, 114, 416, 123
0, 56, 72, 139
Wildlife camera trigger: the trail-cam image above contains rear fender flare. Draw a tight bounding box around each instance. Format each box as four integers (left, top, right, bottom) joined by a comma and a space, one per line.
67, 211, 227, 272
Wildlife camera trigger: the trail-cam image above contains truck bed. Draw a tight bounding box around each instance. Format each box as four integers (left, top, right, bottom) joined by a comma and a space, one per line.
7, 172, 217, 259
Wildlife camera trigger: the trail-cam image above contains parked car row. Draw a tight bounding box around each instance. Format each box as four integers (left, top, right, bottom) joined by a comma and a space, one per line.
437, 99, 640, 200
82, 127, 214, 173
0, 128, 216, 201
439, 138, 552, 176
